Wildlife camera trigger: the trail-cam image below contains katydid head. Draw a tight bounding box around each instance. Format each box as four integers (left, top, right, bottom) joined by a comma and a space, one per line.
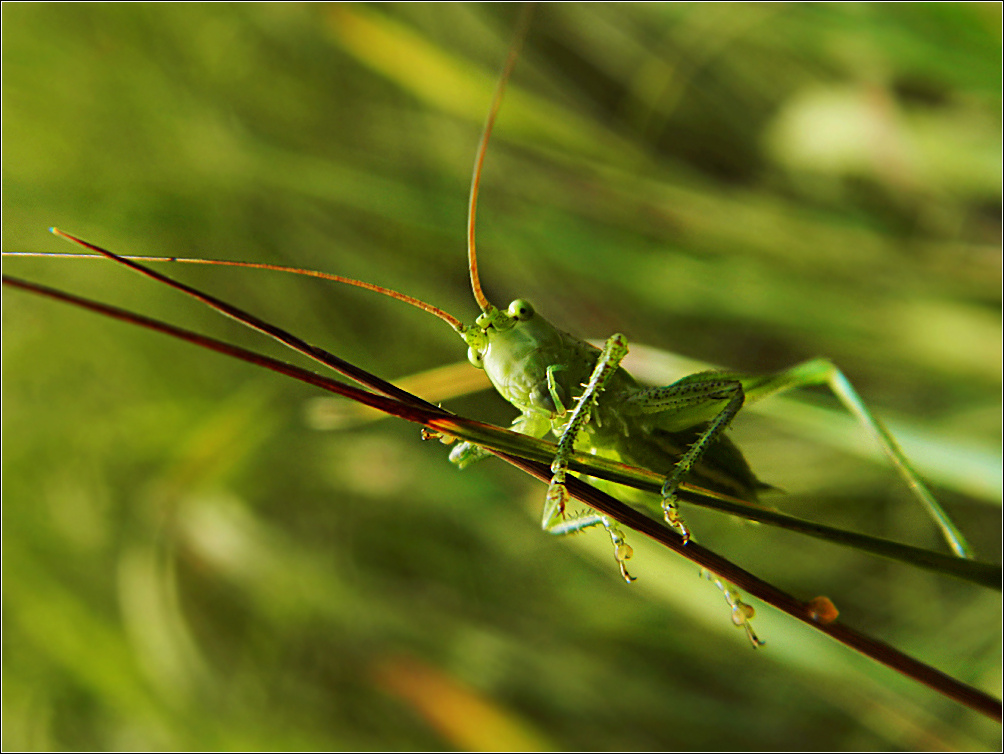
461, 298, 528, 368
462, 294, 580, 419
463, 297, 541, 359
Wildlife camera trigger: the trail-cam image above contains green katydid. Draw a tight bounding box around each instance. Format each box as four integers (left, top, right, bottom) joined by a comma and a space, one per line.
17, 16, 975, 650
432, 17, 974, 573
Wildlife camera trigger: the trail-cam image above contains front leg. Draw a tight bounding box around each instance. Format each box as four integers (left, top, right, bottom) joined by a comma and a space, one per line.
542, 334, 636, 581
545, 334, 629, 517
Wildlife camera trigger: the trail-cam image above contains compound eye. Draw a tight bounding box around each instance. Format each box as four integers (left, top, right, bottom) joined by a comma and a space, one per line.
507, 299, 534, 321
467, 347, 485, 369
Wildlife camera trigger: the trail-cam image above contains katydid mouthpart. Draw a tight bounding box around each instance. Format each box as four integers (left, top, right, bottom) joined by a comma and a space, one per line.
4, 11, 976, 651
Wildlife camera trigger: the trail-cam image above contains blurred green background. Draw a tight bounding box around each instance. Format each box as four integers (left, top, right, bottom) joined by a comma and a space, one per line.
3, 3, 1001, 750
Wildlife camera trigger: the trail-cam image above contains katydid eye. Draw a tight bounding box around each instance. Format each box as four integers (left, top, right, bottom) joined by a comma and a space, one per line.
467, 347, 485, 368
507, 299, 534, 320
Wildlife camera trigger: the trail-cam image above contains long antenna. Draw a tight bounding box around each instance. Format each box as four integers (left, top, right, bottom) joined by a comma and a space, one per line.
16, 238, 466, 333
467, 4, 534, 313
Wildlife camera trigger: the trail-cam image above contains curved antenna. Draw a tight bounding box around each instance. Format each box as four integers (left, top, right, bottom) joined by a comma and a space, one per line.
467, 5, 534, 313
36, 231, 465, 332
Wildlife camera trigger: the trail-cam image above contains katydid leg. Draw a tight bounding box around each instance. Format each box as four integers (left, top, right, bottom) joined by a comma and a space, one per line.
541, 507, 636, 583
545, 334, 629, 519
625, 374, 747, 542
540, 334, 635, 580
702, 569, 764, 647
737, 358, 972, 559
